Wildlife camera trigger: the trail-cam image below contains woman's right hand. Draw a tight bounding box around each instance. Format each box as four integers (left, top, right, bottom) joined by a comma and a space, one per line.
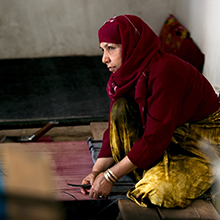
80, 157, 115, 195
80, 171, 100, 195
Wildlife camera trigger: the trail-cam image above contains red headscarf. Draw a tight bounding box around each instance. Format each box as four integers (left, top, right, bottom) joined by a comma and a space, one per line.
98, 15, 161, 101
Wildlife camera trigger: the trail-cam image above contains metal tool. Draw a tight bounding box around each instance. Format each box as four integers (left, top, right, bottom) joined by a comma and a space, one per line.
67, 182, 134, 188
67, 183, 91, 189
0, 121, 59, 143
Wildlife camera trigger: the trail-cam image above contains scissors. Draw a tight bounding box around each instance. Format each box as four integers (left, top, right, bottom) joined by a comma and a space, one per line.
67, 182, 134, 188
67, 183, 91, 189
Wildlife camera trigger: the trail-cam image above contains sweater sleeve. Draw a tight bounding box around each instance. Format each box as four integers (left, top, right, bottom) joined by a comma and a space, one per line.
97, 126, 112, 158
98, 56, 219, 167
127, 66, 186, 170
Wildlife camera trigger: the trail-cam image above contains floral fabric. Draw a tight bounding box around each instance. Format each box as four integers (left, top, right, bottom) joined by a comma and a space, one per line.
159, 14, 205, 73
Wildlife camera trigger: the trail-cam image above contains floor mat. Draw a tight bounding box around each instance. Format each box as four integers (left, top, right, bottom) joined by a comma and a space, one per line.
0, 56, 110, 127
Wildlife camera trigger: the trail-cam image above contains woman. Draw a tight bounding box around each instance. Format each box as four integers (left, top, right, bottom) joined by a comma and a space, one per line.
81, 15, 220, 208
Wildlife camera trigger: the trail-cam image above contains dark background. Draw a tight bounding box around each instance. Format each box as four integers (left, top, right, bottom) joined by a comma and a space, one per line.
0, 56, 110, 128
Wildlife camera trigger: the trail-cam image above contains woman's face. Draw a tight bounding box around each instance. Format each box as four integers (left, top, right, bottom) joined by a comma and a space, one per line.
100, 42, 122, 73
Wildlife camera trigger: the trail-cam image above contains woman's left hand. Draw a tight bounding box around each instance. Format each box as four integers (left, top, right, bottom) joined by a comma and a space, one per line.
89, 172, 113, 199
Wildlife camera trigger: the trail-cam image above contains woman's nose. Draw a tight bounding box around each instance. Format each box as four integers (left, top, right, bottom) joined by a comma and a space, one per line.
102, 51, 110, 64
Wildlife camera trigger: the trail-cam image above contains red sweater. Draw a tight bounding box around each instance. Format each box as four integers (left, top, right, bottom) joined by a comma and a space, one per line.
98, 52, 220, 170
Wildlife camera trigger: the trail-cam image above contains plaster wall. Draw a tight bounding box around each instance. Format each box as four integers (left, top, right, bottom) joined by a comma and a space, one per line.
0, 0, 219, 87
0, 0, 170, 59
169, 0, 220, 89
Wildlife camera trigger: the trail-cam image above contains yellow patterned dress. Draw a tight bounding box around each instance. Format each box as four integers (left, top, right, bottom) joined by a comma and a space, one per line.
110, 98, 220, 208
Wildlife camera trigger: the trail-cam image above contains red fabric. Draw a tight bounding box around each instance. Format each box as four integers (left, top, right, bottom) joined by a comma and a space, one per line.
159, 14, 205, 73
36, 135, 52, 142
127, 52, 219, 170
98, 15, 160, 101
98, 15, 219, 170
98, 16, 121, 44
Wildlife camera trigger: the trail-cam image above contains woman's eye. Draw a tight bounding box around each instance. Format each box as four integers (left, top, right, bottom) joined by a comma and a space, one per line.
108, 46, 114, 50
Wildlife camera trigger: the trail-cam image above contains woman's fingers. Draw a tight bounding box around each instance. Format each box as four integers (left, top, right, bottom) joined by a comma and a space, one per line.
81, 187, 91, 195
80, 172, 100, 195
89, 172, 113, 199
89, 189, 98, 198
81, 171, 113, 198
80, 187, 87, 195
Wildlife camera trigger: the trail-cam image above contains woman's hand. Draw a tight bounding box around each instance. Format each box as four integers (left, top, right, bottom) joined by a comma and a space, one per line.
80, 171, 99, 195
89, 172, 113, 199
80, 157, 115, 196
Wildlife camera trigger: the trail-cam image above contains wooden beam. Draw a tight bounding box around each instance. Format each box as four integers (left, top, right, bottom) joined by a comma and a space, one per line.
191, 199, 220, 220
118, 198, 220, 220
118, 199, 160, 220
157, 199, 220, 220
90, 122, 108, 140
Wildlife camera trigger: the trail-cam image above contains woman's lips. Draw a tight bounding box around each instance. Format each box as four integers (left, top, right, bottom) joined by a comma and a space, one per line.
108, 66, 115, 72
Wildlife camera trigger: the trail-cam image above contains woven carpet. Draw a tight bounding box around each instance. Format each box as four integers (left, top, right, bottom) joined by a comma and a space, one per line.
1, 141, 120, 219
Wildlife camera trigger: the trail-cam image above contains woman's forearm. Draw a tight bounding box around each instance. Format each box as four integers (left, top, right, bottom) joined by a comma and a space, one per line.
92, 156, 137, 180
92, 157, 115, 173
110, 156, 137, 179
